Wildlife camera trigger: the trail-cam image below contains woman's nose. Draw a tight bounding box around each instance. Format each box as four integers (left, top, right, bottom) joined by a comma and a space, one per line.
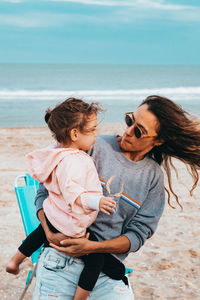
125, 125, 135, 136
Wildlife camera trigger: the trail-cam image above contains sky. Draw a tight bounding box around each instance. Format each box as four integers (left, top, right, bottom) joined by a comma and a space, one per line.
0, 0, 200, 64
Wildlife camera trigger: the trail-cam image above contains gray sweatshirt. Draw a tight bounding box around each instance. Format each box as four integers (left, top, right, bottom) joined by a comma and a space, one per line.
35, 135, 165, 261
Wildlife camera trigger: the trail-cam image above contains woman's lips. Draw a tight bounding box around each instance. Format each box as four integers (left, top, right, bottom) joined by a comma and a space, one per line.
123, 136, 132, 145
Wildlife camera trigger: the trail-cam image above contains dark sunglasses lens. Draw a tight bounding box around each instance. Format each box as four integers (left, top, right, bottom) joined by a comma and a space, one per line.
134, 126, 142, 139
125, 115, 132, 127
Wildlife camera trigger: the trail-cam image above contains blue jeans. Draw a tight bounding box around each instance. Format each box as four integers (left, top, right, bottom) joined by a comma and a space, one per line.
32, 248, 134, 300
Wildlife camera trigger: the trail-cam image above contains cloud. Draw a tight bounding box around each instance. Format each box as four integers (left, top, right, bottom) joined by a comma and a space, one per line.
0, 14, 50, 28
0, 0, 23, 2
50, 0, 200, 22
1, 0, 198, 11
0, 12, 76, 28
1, 0, 200, 29
0, 11, 105, 28
50, 0, 194, 10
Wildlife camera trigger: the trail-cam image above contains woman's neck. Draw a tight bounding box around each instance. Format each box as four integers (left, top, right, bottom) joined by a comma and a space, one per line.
117, 136, 151, 162
122, 150, 146, 162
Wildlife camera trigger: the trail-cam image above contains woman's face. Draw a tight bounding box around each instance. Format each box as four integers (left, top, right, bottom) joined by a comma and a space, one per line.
120, 104, 161, 156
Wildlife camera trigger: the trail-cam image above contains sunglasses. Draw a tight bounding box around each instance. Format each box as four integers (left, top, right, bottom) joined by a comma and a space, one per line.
125, 112, 157, 139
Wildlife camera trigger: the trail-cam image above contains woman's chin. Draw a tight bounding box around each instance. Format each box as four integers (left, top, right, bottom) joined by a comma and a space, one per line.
120, 138, 132, 152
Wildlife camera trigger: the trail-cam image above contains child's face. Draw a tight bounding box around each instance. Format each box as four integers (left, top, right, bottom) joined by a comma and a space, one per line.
77, 113, 98, 151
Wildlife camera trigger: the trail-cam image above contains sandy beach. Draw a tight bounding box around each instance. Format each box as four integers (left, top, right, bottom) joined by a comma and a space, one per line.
0, 125, 200, 300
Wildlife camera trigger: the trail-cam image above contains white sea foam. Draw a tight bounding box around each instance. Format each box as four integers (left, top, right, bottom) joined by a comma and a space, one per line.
0, 86, 200, 101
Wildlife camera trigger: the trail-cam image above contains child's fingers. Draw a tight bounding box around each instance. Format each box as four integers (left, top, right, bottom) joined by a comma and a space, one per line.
107, 199, 116, 204
102, 197, 115, 202
101, 204, 115, 213
101, 208, 110, 215
105, 200, 116, 207
107, 198, 115, 204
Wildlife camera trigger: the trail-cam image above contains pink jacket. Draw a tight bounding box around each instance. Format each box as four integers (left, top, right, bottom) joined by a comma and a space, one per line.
26, 148, 102, 237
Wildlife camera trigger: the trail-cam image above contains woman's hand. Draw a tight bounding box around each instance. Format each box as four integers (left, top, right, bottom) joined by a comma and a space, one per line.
46, 231, 68, 246
50, 235, 130, 257
50, 234, 93, 257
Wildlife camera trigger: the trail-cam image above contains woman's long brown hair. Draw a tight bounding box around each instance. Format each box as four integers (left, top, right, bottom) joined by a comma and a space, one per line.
141, 95, 200, 208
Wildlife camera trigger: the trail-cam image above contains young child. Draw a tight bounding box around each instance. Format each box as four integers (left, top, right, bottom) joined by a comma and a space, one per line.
6, 98, 126, 300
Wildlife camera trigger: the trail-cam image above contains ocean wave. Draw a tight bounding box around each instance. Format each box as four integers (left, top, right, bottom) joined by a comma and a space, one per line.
1, 87, 200, 101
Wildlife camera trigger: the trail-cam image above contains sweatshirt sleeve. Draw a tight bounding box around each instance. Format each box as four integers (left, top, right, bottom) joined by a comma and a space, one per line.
34, 182, 49, 214
123, 170, 165, 253
56, 155, 102, 212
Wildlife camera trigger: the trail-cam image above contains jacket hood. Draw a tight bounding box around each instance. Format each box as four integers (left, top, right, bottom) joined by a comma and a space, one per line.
26, 148, 79, 182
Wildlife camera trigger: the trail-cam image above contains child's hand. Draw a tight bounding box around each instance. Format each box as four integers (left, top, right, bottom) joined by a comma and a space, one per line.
99, 196, 116, 215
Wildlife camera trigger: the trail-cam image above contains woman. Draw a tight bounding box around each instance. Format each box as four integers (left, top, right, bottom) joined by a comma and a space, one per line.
33, 95, 200, 299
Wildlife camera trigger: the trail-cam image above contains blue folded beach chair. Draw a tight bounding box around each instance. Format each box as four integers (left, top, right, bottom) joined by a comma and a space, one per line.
15, 173, 134, 299
15, 173, 41, 264
14, 173, 41, 299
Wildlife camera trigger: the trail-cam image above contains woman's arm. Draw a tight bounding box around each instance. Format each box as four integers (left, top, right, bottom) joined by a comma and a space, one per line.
50, 235, 130, 257
37, 209, 68, 245
35, 185, 68, 245
35, 183, 49, 215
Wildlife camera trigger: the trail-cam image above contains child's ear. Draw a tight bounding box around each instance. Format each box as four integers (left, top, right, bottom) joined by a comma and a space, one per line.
70, 128, 79, 142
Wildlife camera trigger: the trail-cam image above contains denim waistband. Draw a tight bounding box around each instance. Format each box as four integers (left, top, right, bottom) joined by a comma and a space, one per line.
42, 246, 84, 264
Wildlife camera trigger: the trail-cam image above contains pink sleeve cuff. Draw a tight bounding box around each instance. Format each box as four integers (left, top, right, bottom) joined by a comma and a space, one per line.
89, 195, 101, 210
80, 193, 101, 211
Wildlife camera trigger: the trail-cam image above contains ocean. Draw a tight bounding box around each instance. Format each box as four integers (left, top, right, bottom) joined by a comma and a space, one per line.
0, 64, 200, 127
